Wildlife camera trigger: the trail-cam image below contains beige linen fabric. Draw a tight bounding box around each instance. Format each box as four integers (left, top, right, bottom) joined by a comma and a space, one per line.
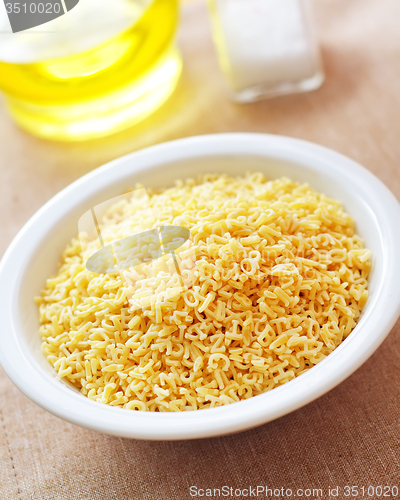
1, 0, 400, 498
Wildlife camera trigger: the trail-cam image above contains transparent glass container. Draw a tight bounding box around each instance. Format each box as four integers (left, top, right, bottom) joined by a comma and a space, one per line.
208, 0, 324, 102
0, 0, 181, 141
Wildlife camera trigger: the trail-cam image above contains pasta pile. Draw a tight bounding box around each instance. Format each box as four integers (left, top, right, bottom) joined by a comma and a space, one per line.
37, 173, 371, 411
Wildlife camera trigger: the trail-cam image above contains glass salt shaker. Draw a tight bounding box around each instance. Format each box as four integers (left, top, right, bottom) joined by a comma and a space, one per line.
207, 0, 324, 102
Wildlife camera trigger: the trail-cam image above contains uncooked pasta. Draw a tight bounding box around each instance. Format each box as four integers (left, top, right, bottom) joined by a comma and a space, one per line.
37, 173, 371, 411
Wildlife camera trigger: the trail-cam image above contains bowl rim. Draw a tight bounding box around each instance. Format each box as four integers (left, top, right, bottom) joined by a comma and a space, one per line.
1, 133, 400, 440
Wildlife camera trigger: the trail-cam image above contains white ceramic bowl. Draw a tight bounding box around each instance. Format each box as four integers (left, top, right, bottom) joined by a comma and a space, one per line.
1, 134, 400, 440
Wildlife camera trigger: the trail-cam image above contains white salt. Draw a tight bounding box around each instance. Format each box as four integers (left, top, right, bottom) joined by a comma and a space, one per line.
212, 0, 322, 93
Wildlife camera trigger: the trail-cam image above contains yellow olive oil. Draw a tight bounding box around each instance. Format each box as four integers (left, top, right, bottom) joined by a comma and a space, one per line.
0, 0, 181, 140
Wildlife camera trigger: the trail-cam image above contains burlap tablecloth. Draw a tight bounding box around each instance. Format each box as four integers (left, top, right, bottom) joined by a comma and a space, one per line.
1, 1, 400, 498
